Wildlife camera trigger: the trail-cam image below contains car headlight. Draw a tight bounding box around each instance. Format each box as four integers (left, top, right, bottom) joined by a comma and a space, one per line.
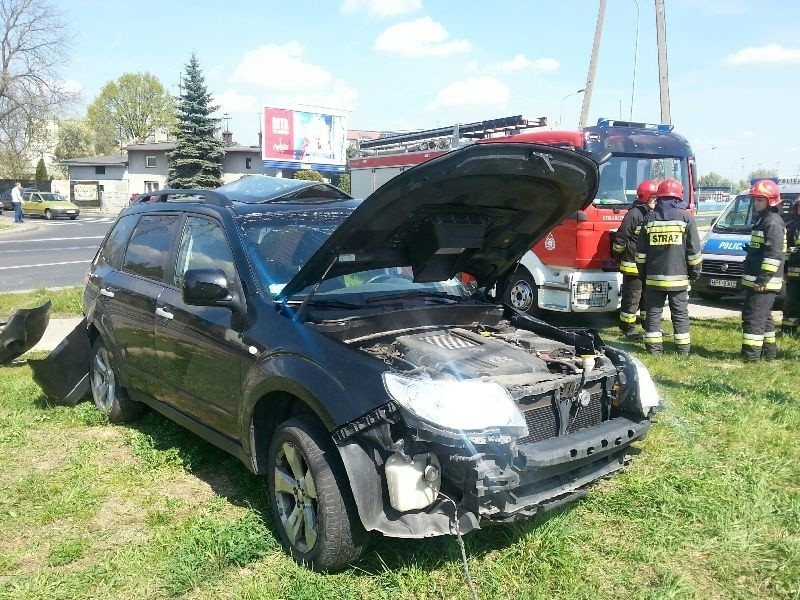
382, 372, 528, 438
629, 355, 660, 416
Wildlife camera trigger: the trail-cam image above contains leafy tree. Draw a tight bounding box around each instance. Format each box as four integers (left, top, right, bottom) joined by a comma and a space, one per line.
54, 118, 94, 160
747, 168, 778, 181
34, 158, 48, 186
698, 172, 733, 189
293, 169, 324, 182
86, 72, 174, 154
167, 54, 223, 189
0, 0, 77, 173
335, 173, 351, 194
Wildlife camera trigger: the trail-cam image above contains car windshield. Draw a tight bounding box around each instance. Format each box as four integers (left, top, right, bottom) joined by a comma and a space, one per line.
240, 211, 470, 304
594, 154, 688, 206
714, 194, 754, 232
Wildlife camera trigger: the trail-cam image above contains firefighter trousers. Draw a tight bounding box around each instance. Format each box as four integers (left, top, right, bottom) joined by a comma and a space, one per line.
619, 274, 645, 332
741, 289, 778, 361
783, 279, 800, 333
644, 288, 690, 355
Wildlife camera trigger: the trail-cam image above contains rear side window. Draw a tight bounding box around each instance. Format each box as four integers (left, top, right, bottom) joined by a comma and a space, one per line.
99, 214, 138, 269
122, 214, 180, 281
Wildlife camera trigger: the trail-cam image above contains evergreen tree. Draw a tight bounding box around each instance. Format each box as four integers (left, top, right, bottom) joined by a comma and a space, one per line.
34, 158, 49, 187
167, 54, 223, 189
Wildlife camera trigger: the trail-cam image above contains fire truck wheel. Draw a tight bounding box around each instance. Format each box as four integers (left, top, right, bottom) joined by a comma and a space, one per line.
503, 268, 539, 316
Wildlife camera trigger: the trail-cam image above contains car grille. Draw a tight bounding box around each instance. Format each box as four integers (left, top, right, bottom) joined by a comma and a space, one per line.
702, 259, 744, 276
517, 391, 603, 445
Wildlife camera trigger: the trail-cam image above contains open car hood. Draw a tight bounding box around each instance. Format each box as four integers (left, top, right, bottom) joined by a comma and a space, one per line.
278, 142, 599, 299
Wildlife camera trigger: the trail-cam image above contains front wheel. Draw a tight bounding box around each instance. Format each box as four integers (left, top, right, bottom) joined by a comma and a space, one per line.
69, 215, 78, 220
503, 268, 540, 316
267, 416, 369, 572
90, 338, 145, 422
44, 209, 52, 220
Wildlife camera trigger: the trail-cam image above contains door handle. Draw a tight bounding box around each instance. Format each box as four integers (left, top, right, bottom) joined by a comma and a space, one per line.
99, 287, 115, 298
155, 306, 174, 320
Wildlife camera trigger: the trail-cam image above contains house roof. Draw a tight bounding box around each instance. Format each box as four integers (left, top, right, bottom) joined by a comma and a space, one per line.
60, 154, 128, 167
125, 142, 261, 153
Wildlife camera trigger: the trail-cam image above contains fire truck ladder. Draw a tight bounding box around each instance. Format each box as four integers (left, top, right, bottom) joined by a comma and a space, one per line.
356, 115, 547, 156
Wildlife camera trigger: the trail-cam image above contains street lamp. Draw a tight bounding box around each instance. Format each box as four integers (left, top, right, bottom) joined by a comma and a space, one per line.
559, 89, 585, 127
630, 0, 639, 119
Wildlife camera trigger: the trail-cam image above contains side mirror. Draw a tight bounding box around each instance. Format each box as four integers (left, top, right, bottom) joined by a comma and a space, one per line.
183, 268, 240, 309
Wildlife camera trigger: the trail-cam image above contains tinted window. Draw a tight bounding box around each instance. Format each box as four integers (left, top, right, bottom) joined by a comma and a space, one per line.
122, 214, 180, 281
100, 214, 138, 269
174, 216, 237, 289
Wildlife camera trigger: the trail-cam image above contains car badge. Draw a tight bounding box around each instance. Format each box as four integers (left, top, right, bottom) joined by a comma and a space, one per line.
721, 263, 728, 272
544, 232, 556, 251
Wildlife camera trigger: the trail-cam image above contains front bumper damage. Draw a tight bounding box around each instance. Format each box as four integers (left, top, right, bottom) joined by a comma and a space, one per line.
336, 410, 650, 538
29, 317, 91, 405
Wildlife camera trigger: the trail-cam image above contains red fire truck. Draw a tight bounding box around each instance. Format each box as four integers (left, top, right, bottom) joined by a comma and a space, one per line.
350, 117, 697, 315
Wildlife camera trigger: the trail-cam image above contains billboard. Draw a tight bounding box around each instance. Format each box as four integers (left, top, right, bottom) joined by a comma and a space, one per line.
262, 105, 349, 172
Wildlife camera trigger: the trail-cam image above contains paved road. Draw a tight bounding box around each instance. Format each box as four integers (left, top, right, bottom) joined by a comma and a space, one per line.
0, 213, 116, 292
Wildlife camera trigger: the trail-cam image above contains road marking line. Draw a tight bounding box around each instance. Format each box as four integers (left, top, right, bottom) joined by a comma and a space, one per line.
0, 236, 104, 243
0, 260, 91, 270
0, 246, 97, 253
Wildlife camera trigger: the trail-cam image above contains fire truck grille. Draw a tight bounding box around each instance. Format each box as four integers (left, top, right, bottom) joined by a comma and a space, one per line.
702, 259, 744, 276
517, 391, 604, 445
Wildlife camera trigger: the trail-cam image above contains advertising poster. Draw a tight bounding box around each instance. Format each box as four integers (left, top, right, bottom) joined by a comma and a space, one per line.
262, 105, 348, 172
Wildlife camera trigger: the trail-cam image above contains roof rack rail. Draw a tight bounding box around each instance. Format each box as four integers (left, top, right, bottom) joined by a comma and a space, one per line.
143, 189, 232, 207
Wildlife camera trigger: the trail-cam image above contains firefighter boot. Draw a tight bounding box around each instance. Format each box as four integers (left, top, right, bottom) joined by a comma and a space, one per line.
644, 330, 663, 355
762, 330, 778, 360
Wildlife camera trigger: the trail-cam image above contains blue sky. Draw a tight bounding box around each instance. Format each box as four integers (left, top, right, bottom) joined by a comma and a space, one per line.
55, 0, 800, 182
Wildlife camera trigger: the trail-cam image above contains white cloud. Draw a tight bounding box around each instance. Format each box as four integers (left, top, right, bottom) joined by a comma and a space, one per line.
340, 0, 421, 17
62, 79, 85, 96
297, 81, 359, 112
491, 54, 559, 73
726, 44, 800, 65
231, 42, 333, 90
375, 17, 471, 58
428, 76, 509, 110
216, 89, 257, 114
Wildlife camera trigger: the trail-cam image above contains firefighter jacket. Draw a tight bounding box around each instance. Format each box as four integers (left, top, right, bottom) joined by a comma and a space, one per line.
635, 199, 702, 291
743, 208, 786, 291
612, 203, 648, 276
787, 216, 800, 281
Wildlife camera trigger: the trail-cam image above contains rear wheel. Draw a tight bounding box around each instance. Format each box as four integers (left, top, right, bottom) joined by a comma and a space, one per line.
90, 338, 145, 422
503, 268, 540, 316
267, 416, 369, 572
44, 209, 53, 220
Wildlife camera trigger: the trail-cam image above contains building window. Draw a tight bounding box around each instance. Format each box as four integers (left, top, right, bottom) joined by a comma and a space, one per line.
245, 157, 252, 170
145, 181, 159, 192
145, 155, 157, 168
95, 166, 106, 175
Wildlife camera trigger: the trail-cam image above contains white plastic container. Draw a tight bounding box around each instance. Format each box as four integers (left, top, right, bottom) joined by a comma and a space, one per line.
385, 452, 441, 512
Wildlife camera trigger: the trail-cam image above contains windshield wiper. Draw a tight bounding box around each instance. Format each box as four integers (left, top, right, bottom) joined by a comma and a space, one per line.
364, 290, 466, 305
303, 298, 365, 309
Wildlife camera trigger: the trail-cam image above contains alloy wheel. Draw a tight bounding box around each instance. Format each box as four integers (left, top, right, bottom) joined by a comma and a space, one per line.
91, 345, 116, 413
273, 441, 319, 552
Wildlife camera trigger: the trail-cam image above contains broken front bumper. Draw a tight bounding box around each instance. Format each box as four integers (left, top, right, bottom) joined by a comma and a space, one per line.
29, 318, 91, 405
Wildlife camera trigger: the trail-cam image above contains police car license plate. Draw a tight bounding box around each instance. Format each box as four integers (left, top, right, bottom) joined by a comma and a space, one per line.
709, 278, 737, 288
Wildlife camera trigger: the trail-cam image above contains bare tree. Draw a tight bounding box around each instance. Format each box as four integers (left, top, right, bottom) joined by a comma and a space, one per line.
0, 0, 76, 175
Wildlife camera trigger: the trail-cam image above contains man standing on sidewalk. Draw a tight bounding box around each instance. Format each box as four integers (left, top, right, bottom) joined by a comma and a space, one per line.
636, 178, 702, 355
11, 182, 23, 223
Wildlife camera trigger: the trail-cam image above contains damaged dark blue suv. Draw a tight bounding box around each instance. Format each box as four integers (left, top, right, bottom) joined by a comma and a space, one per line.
43, 142, 660, 571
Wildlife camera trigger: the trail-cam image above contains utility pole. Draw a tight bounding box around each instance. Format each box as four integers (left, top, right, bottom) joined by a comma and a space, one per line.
579, 0, 606, 129
655, 0, 671, 123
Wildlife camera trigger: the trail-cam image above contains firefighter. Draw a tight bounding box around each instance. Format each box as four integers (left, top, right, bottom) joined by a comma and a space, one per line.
784, 198, 800, 334
635, 178, 702, 355
741, 179, 786, 361
612, 179, 658, 339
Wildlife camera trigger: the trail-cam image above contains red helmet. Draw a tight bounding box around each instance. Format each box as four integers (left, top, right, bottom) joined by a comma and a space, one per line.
656, 178, 683, 200
636, 180, 658, 203
749, 179, 781, 207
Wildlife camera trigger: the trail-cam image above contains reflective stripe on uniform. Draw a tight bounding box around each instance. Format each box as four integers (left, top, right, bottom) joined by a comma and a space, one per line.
673, 332, 690, 346
787, 266, 800, 278
764, 331, 776, 344
635, 252, 647, 264
612, 243, 625, 253
688, 252, 702, 265
742, 275, 783, 290
644, 331, 663, 343
620, 261, 638, 275
742, 332, 764, 347
620, 311, 637, 324
784, 317, 800, 326
645, 273, 689, 287
761, 257, 781, 272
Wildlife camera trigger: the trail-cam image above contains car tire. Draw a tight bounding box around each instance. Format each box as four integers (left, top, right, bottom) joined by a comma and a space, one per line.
503, 267, 540, 316
69, 215, 78, 220
44, 209, 52, 220
267, 416, 369, 572
90, 338, 145, 422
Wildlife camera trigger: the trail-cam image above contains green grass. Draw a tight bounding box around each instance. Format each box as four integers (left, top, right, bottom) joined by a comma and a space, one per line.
0, 286, 83, 319
0, 317, 798, 599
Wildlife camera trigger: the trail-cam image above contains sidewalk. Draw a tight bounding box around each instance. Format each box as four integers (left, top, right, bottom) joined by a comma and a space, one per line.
30, 317, 82, 353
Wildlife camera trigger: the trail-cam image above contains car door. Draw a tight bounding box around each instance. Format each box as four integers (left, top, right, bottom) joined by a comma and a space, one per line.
23, 193, 41, 217
105, 213, 182, 394
153, 214, 247, 440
